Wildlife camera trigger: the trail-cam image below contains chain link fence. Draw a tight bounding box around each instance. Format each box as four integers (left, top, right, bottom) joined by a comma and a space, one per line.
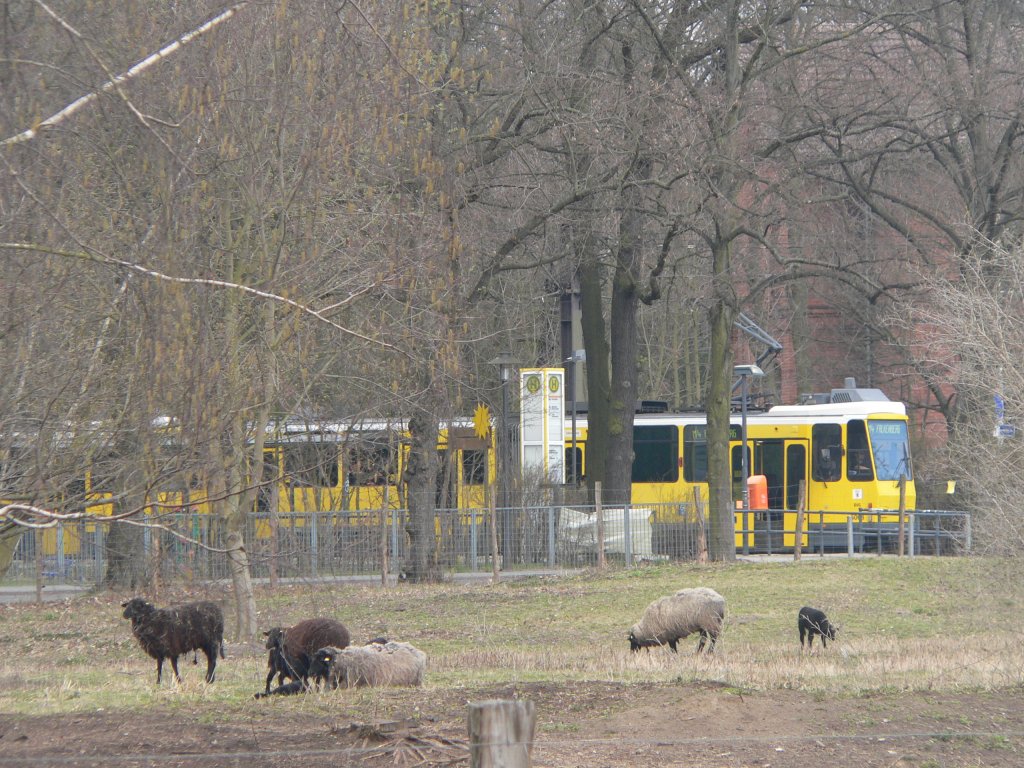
2, 505, 971, 587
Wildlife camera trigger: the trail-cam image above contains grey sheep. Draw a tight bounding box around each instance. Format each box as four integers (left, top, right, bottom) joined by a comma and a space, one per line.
628, 587, 725, 654
121, 597, 225, 684
309, 641, 427, 689
261, 618, 351, 694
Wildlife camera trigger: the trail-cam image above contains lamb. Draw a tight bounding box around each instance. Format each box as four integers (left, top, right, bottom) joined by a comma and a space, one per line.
628, 587, 725, 654
121, 597, 225, 684
309, 641, 427, 689
798, 606, 837, 649
262, 617, 350, 694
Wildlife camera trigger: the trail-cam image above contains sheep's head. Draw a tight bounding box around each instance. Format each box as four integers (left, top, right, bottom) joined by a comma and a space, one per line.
824, 621, 838, 641
121, 597, 153, 621
263, 627, 284, 650
308, 647, 337, 680
628, 627, 645, 652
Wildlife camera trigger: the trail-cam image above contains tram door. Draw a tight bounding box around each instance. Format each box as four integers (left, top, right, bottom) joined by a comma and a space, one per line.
754, 440, 808, 551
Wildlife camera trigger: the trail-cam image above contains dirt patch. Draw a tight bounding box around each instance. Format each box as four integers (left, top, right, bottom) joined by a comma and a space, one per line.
1, 682, 1021, 767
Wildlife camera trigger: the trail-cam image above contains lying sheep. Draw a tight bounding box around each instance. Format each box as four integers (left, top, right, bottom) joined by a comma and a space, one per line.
121, 597, 225, 684
628, 587, 725, 654
262, 617, 350, 694
798, 606, 837, 649
309, 641, 427, 689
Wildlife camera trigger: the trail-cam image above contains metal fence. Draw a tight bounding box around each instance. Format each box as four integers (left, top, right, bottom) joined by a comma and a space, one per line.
2, 505, 971, 587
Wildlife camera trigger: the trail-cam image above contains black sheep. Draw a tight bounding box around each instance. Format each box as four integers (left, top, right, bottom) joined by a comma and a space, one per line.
261, 617, 350, 694
121, 597, 225, 684
798, 606, 838, 649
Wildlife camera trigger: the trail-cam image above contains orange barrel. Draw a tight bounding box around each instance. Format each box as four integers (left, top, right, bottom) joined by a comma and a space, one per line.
747, 475, 768, 510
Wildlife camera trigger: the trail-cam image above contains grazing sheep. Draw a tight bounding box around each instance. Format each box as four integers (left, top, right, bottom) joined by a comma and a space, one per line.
798, 606, 837, 649
121, 597, 225, 684
262, 618, 350, 694
628, 587, 725, 654
309, 641, 427, 689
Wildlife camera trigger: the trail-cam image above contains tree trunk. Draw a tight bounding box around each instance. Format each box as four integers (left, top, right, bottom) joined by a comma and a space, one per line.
706, 240, 737, 562
404, 412, 442, 583
103, 495, 149, 588
604, 157, 650, 506
579, 244, 610, 502
226, 530, 256, 640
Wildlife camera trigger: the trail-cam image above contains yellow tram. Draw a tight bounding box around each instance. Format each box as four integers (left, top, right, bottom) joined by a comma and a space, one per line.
562, 384, 915, 553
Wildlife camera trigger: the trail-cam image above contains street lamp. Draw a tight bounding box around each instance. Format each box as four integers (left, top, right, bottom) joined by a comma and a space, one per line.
564, 350, 586, 485
734, 363, 765, 553
489, 353, 517, 564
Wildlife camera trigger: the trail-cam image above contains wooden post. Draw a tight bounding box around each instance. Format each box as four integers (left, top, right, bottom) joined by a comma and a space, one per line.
897, 475, 907, 557
693, 486, 708, 564
490, 484, 500, 584
34, 528, 44, 605
380, 485, 390, 585
468, 699, 536, 768
794, 480, 806, 562
269, 483, 279, 590
595, 481, 606, 569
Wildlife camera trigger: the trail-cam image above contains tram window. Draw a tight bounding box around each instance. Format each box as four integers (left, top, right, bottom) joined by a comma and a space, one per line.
868, 420, 912, 481
565, 446, 583, 484
846, 420, 874, 480
285, 443, 340, 487
462, 449, 487, 486
811, 424, 842, 482
632, 425, 679, 483
344, 443, 393, 486
683, 425, 708, 482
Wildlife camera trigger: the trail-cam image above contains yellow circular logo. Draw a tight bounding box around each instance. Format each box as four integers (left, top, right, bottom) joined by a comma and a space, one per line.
526, 374, 541, 394
548, 375, 560, 393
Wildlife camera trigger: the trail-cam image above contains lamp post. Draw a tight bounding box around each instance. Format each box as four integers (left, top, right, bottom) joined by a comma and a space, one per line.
734, 364, 764, 554
489, 353, 517, 565
564, 350, 586, 485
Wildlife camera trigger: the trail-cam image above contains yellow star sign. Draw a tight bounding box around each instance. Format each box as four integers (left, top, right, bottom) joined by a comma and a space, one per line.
473, 403, 491, 441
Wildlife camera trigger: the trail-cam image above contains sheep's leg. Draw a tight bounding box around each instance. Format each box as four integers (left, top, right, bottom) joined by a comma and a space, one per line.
265, 667, 276, 693
156, 658, 164, 684
203, 648, 217, 683
169, 655, 182, 683
696, 632, 707, 653
668, 639, 678, 652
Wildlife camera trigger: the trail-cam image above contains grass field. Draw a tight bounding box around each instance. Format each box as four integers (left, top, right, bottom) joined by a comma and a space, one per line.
1, 556, 1021, 717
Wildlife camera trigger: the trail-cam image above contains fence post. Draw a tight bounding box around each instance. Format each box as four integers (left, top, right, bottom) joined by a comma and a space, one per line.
468, 700, 536, 768
94, 523, 105, 587
490, 485, 500, 584
964, 512, 972, 553
310, 511, 319, 578
470, 502, 479, 573
595, 482, 606, 569
55, 522, 65, 582
847, 515, 854, 556
380, 485, 390, 586
693, 487, 708, 564
794, 481, 805, 562
623, 502, 632, 567
898, 475, 907, 556
547, 505, 555, 568
908, 512, 915, 557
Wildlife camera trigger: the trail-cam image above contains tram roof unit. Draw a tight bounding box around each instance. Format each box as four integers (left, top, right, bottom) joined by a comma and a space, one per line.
264, 417, 478, 443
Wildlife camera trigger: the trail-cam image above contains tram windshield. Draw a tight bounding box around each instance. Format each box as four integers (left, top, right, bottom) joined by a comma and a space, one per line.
867, 420, 912, 481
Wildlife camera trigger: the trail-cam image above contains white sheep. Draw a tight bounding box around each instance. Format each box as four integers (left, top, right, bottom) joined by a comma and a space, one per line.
309, 641, 427, 688
628, 587, 725, 654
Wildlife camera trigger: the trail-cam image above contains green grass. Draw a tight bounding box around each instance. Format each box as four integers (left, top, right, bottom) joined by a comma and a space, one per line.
0, 556, 1021, 716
